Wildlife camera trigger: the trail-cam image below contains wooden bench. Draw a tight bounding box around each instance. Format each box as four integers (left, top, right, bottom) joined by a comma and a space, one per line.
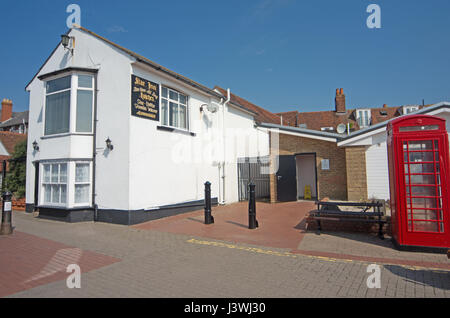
309, 201, 387, 239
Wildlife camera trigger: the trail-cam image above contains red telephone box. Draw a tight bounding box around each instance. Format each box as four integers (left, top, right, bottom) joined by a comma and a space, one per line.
387, 115, 450, 249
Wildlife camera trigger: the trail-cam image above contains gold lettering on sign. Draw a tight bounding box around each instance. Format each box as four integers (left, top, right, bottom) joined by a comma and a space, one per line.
132, 75, 160, 121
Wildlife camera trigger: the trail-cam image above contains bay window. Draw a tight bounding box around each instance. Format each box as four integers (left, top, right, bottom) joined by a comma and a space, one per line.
161, 87, 189, 130
44, 73, 94, 136
40, 161, 92, 208
75, 163, 90, 204
42, 163, 68, 205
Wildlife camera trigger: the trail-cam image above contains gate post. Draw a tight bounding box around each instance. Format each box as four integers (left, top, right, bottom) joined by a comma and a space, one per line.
204, 182, 214, 225
0, 191, 13, 235
248, 183, 259, 229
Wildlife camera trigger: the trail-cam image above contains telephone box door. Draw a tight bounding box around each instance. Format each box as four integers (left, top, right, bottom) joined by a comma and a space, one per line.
399, 135, 449, 247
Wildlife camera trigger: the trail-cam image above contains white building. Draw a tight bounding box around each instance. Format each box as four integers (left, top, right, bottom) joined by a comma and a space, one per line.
25, 26, 270, 224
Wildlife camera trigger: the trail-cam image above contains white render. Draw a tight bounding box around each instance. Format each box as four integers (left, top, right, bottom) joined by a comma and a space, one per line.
25, 27, 270, 215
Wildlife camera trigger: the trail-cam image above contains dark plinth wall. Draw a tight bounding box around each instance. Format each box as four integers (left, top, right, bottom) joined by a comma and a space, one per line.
27, 198, 218, 226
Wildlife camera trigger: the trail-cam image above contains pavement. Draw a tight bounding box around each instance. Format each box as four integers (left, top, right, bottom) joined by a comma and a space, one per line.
1, 203, 449, 298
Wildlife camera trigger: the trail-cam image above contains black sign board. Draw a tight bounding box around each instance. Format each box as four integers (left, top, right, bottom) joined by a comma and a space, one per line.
131, 75, 160, 121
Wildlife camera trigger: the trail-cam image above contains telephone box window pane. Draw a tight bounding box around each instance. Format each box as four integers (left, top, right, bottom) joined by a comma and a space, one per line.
399, 125, 439, 132
409, 186, 437, 196
413, 209, 438, 221
439, 223, 445, 233
408, 140, 433, 150
434, 140, 439, 149
408, 174, 437, 185
408, 197, 439, 209
413, 221, 438, 232
408, 163, 435, 173
409, 152, 434, 163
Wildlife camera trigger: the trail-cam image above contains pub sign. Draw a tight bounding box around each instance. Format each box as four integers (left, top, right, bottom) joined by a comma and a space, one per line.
131, 75, 160, 121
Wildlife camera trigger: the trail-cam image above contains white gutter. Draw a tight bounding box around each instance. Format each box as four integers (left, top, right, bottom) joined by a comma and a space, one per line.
220, 89, 231, 205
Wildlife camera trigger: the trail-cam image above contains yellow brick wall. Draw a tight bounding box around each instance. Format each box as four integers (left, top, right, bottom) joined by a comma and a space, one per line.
270, 134, 348, 201
345, 146, 368, 201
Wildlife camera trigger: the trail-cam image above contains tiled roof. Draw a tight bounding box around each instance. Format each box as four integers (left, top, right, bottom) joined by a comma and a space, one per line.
214, 86, 281, 124
0, 132, 27, 155
278, 105, 431, 132
0, 111, 29, 128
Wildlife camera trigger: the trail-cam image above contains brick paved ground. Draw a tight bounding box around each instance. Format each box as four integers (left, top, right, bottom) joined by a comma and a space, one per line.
3, 211, 450, 298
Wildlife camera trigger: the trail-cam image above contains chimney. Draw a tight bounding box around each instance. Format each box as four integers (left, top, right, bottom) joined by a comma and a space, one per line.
335, 88, 346, 113
1, 99, 13, 123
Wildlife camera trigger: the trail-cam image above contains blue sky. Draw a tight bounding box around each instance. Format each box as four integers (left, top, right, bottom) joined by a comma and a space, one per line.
0, 0, 449, 113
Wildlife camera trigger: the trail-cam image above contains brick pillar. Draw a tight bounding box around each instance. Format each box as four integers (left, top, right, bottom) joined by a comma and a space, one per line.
1, 99, 13, 123
345, 146, 368, 201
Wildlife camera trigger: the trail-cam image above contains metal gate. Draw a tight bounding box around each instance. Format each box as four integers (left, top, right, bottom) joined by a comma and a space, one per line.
238, 157, 270, 201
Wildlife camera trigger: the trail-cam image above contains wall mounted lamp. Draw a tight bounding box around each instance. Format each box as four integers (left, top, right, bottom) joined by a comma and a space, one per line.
105, 138, 114, 151
61, 34, 75, 55
32, 140, 39, 152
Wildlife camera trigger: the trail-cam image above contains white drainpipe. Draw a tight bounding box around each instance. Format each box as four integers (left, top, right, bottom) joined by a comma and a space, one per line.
220, 89, 231, 205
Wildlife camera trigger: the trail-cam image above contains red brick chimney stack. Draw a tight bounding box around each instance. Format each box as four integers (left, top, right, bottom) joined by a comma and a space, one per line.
335, 88, 346, 113
1, 99, 13, 123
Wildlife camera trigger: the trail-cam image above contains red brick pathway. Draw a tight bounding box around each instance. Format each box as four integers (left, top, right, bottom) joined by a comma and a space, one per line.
134, 201, 315, 249
0, 231, 120, 297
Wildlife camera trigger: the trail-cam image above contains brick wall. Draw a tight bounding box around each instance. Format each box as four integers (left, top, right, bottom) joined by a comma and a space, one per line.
345, 146, 368, 201
271, 134, 348, 201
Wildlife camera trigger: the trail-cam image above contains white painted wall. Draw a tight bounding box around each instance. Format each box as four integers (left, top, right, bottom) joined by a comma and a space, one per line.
26, 27, 270, 213
26, 27, 134, 210
365, 132, 390, 200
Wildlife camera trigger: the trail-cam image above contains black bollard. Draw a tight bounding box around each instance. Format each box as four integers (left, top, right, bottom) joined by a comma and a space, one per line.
1, 191, 13, 235
204, 182, 214, 225
248, 183, 259, 229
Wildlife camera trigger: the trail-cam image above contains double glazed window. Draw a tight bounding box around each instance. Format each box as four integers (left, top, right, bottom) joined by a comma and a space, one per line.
44, 74, 94, 136
161, 87, 188, 130
40, 162, 91, 207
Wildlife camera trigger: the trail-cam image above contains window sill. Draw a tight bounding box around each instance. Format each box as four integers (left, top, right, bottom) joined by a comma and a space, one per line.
157, 126, 196, 137
41, 133, 94, 140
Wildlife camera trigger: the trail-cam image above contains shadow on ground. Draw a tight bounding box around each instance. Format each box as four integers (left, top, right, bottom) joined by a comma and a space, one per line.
384, 265, 450, 289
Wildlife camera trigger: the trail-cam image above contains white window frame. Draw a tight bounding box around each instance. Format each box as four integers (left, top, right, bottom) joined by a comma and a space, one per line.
403, 106, 419, 115
160, 86, 189, 131
40, 162, 68, 207
39, 161, 92, 208
356, 109, 371, 128
73, 162, 92, 207
43, 73, 95, 137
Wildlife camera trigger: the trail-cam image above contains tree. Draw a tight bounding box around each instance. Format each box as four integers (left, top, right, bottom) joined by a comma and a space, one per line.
5, 139, 27, 198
